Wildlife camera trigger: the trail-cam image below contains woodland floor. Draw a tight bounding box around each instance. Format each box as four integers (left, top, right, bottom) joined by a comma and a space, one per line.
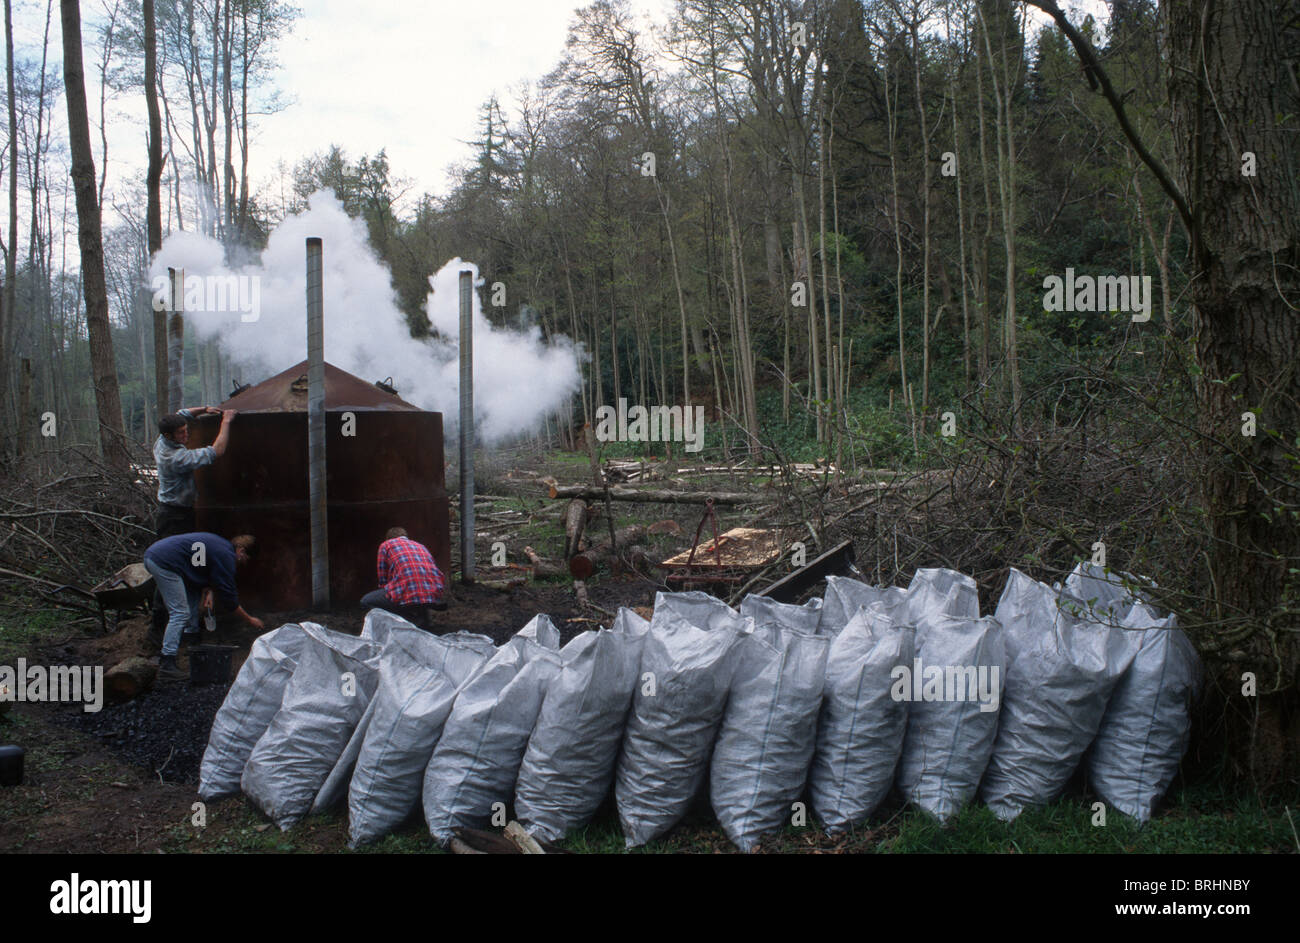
0, 449, 1295, 854
1, 589, 1295, 855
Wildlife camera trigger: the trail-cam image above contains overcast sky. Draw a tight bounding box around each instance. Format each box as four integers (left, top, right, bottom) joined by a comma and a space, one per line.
31, 0, 672, 211
250, 0, 661, 200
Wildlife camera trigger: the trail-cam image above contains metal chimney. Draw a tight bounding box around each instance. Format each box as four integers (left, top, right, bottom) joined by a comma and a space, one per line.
458, 269, 475, 584
166, 266, 184, 413
306, 237, 329, 607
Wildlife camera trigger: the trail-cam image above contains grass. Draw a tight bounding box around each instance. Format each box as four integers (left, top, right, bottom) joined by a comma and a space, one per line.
0, 604, 71, 662
548, 782, 1298, 854
870, 790, 1286, 854
162, 801, 445, 854
150, 780, 1298, 854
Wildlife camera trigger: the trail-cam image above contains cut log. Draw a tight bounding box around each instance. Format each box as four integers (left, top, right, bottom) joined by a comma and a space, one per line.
104, 656, 158, 701
542, 476, 768, 505
604, 459, 665, 482
451, 828, 519, 854
449, 826, 569, 854
522, 546, 569, 581
569, 524, 648, 579
562, 499, 589, 560
505, 821, 546, 854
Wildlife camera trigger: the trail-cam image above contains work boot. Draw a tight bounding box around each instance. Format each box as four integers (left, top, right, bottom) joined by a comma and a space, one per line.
158, 655, 187, 683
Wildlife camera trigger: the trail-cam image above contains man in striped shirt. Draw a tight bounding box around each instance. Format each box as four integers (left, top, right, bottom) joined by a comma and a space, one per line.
360, 527, 448, 628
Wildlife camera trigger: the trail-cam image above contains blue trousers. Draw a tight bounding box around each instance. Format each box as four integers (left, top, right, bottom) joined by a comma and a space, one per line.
144, 557, 201, 656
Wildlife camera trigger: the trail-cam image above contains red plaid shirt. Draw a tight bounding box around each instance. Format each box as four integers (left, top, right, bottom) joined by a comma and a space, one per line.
377, 537, 446, 605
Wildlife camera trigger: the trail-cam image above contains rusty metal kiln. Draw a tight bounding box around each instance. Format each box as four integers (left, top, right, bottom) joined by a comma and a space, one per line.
188, 360, 449, 611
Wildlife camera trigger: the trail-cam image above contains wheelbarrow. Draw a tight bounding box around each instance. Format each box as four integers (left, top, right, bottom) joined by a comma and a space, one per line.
51, 563, 155, 634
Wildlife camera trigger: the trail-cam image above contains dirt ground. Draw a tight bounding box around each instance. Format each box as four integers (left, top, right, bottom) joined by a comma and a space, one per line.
0, 575, 655, 854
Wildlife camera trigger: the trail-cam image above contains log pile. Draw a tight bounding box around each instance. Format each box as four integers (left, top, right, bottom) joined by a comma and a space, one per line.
488, 461, 937, 603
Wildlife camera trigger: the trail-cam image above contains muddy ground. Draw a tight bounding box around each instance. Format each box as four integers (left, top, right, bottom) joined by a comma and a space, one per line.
0, 575, 655, 854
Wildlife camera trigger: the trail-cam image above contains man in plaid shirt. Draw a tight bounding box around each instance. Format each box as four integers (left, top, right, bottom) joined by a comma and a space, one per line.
360, 527, 447, 627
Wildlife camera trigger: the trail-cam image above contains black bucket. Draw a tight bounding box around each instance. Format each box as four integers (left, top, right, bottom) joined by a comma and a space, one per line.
189, 645, 235, 686
0, 745, 24, 787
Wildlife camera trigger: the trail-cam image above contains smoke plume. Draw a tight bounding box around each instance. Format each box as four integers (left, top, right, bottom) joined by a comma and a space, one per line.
148, 191, 582, 442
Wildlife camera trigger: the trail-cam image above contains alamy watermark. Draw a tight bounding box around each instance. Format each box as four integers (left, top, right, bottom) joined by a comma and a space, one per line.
151, 268, 261, 322
1042, 268, 1152, 322
50, 873, 151, 923
594, 398, 706, 453
890, 659, 1001, 713
0, 658, 104, 713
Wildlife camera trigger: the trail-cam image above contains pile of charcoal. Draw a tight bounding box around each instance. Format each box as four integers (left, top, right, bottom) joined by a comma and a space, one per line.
57, 680, 232, 784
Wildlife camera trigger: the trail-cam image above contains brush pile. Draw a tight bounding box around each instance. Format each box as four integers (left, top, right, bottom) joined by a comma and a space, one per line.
0, 451, 155, 618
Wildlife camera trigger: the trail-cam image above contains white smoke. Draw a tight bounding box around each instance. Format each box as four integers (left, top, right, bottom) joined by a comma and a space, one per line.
148, 191, 582, 442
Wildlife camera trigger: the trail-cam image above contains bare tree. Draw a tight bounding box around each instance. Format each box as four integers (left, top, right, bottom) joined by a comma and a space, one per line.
1, 0, 16, 448
145, 0, 165, 421
60, 0, 128, 470
976, 0, 1023, 426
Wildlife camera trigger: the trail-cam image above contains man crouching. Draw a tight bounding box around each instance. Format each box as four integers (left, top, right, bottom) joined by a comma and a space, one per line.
143, 532, 264, 681
360, 527, 448, 630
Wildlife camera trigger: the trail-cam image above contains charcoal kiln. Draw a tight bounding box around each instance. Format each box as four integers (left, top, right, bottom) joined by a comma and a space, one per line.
188, 361, 449, 610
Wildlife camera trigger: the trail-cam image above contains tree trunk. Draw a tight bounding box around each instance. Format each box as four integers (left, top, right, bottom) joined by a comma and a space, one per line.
905, 5, 933, 424
950, 33, 972, 389
16, 356, 31, 458
1165, 0, 1300, 785
0, 0, 16, 449
60, 0, 128, 471
144, 0, 166, 425
978, 1, 1021, 427
562, 498, 589, 560
884, 57, 912, 441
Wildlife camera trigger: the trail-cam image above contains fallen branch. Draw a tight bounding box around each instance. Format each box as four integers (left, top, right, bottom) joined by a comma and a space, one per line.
542, 476, 770, 505
0, 508, 153, 534
522, 546, 569, 581
0, 566, 70, 590
504, 821, 546, 854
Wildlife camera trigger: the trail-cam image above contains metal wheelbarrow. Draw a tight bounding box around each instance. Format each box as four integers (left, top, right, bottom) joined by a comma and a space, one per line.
51, 563, 155, 634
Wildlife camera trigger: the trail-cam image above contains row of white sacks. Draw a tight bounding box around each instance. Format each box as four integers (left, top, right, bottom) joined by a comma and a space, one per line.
196, 562, 1200, 851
